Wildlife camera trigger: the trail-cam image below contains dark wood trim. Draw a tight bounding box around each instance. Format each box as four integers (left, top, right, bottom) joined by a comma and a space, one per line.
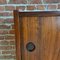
19, 11, 60, 17
13, 10, 21, 60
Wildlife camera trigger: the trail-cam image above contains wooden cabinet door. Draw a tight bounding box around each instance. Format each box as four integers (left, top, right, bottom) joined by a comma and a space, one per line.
14, 11, 60, 60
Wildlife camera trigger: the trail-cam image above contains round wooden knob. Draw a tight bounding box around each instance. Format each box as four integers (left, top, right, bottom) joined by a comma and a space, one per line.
26, 42, 35, 52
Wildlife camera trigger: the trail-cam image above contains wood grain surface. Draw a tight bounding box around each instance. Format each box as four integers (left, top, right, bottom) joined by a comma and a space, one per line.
14, 10, 60, 60
20, 16, 60, 60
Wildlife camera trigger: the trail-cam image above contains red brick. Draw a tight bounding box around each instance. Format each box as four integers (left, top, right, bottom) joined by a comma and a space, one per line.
0, 6, 5, 11
0, 0, 6, 4
12, 24, 15, 29
5, 6, 15, 11
8, 0, 16, 4
0, 19, 4, 23
10, 41, 15, 45
27, 6, 35, 10
4, 19, 14, 23
4, 12, 13, 16
0, 30, 8, 34
37, 5, 46, 10
8, 0, 26, 4
16, 6, 25, 10
16, 0, 27, 4
58, 4, 60, 9
0, 52, 1, 54
0, 12, 13, 16
47, 5, 56, 10
0, 40, 15, 45
0, 41, 9, 45
2, 51, 16, 55
0, 46, 15, 50
27, 0, 41, 4
0, 55, 16, 59
9, 30, 15, 34
0, 25, 11, 29
0, 12, 3, 16
5, 36, 15, 40
44, 0, 59, 3
0, 36, 4, 40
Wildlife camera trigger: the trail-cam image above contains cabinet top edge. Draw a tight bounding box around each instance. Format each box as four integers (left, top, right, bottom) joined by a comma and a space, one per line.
14, 10, 60, 17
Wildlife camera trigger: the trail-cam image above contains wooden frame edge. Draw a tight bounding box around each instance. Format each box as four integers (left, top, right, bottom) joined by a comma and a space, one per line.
13, 10, 21, 60
19, 11, 60, 16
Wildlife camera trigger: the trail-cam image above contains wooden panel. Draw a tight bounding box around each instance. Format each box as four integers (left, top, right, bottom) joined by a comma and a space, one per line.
20, 16, 60, 60
14, 10, 60, 60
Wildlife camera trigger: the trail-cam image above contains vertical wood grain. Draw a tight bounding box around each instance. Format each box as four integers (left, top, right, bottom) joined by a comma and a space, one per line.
21, 16, 60, 60
14, 11, 60, 60
13, 10, 21, 60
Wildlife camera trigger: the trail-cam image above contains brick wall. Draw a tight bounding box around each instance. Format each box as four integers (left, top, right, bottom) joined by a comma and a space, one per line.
0, 0, 60, 60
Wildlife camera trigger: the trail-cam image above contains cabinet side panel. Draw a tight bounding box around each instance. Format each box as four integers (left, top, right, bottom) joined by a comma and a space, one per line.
13, 10, 21, 60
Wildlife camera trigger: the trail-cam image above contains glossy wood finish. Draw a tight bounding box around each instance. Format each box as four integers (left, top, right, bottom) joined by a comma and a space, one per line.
19, 11, 60, 17
14, 11, 21, 60
14, 10, 60, 60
